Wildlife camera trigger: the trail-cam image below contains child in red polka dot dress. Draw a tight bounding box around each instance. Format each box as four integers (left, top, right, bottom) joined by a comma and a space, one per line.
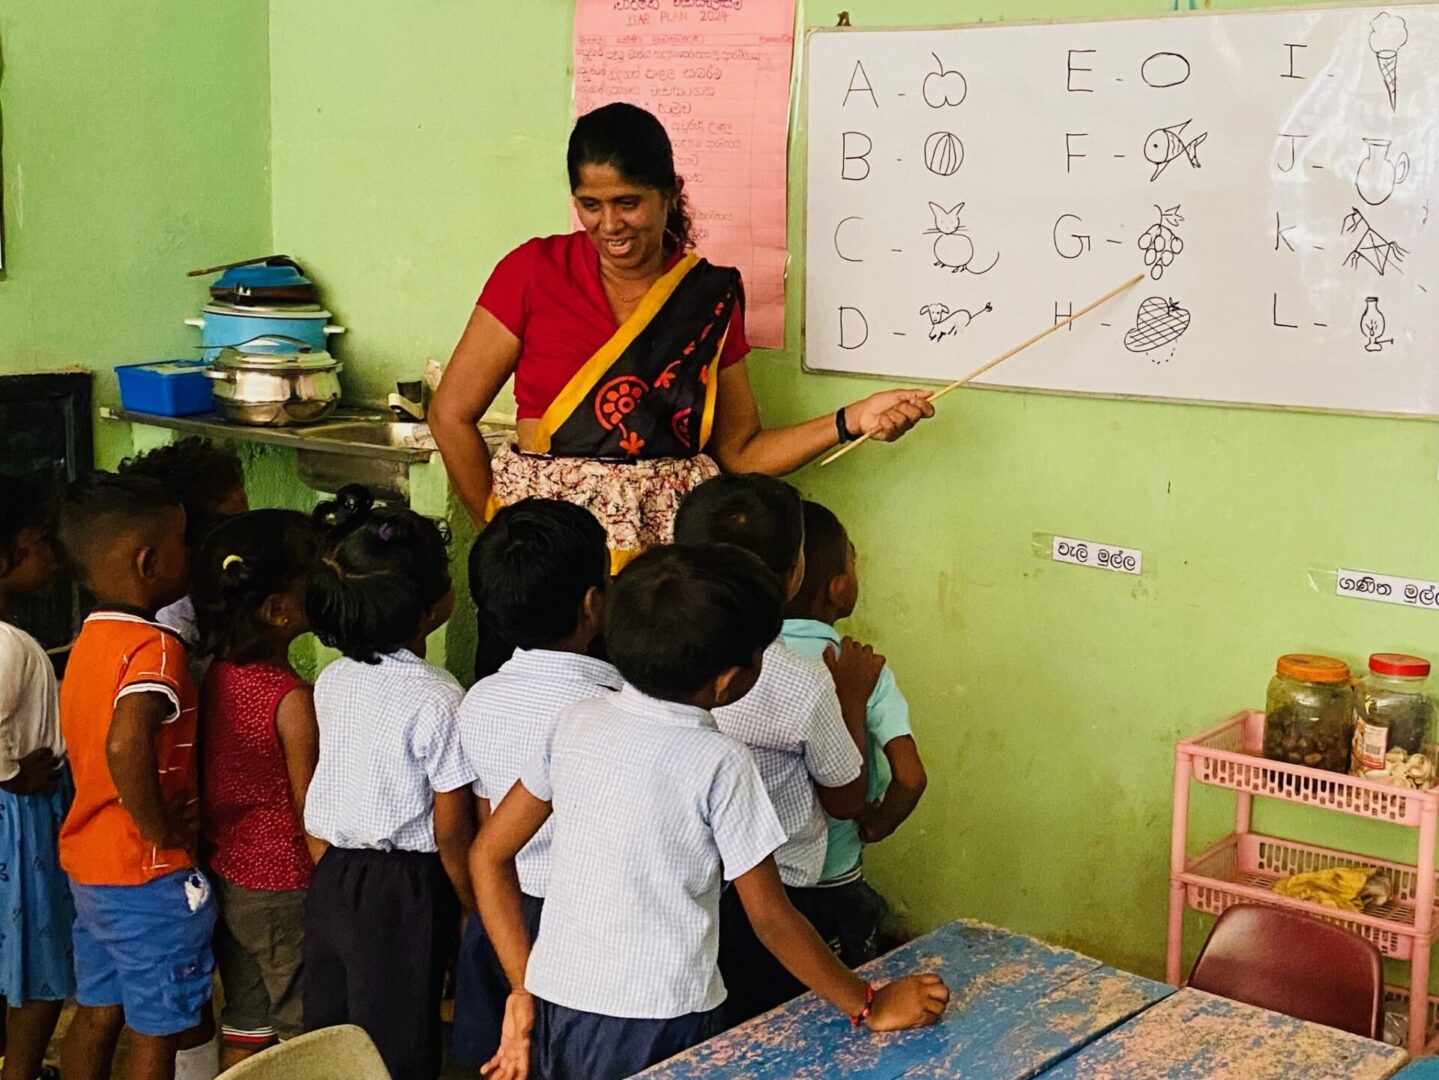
192, 510, 322, 1071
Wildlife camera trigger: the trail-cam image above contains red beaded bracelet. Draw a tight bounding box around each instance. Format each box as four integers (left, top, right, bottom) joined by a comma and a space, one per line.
850, 981, 876, 1028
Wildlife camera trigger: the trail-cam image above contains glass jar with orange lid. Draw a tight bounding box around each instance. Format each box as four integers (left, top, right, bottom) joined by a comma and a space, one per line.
1262, 654, 1353, 772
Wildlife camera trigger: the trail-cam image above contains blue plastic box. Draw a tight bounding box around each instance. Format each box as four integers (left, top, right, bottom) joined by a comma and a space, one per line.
116, 360, 214, 417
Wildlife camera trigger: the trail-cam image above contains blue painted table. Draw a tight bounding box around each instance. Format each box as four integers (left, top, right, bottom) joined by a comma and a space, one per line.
1039, 987, 1407, 1079
636, 920, 1172, 1079
1393, 1059, 1439, 1077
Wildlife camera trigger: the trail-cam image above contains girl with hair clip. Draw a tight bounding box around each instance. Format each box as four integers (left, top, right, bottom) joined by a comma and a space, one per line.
300, 486, 476, 1080
192, 510, 321, 1070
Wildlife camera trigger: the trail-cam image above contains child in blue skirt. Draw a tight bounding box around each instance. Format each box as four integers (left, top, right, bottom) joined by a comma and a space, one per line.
0, 476, 74, 1079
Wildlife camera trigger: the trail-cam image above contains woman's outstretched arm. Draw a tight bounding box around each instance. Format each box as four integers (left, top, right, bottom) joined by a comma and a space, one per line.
707, 360, 934, 476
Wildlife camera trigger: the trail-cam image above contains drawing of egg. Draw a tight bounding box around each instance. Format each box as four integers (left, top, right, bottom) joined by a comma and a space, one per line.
1141, 52, 1191, 88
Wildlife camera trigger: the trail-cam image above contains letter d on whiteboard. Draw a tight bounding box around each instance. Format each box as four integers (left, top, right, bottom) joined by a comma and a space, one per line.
838, 307, 869, 349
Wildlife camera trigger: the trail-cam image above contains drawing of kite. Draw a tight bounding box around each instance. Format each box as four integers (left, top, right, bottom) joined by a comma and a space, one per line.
1343, 207, 1407, 275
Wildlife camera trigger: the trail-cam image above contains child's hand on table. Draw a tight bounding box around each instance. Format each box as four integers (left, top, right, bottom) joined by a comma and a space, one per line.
866, 974, 951, 1031
481, 990, 535, 1080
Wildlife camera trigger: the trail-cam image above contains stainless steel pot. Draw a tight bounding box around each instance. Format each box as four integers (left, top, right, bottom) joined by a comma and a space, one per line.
205, 338, 343, 426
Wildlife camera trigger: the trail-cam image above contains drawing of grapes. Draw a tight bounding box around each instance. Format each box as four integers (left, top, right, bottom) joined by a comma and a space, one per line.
1138, 205, 1184, 280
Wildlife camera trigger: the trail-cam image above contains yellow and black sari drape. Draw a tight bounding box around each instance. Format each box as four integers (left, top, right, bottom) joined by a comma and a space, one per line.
531, 252, 742, 460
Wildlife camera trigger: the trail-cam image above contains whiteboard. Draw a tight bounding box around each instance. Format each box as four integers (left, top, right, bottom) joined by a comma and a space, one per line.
803, 6, 1439, 417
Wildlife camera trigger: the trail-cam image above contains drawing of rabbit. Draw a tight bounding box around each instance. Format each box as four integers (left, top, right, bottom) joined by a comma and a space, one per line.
926, 201, 1000, 275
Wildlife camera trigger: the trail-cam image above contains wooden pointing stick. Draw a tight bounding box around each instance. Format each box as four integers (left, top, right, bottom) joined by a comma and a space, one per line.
818, 273, 1146, 468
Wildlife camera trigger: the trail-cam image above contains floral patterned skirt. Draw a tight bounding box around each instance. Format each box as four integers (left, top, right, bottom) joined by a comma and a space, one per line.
486, 444, 720, 572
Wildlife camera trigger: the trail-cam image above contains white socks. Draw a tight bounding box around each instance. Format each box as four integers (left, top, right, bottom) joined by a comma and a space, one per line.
175, 1038, 220, 1080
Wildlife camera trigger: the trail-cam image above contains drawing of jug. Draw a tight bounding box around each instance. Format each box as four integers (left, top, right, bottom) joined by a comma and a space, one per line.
1356, 138, 1410, 206
1360, 296, 1392, 353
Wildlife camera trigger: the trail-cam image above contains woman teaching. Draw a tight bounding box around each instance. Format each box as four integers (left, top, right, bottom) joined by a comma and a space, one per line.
430, 102, 933, 567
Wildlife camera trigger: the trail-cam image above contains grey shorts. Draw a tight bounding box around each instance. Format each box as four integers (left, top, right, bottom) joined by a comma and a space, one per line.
212, 874, 305, 1048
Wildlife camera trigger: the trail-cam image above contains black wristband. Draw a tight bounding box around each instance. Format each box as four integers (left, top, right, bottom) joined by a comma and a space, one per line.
835, 406, 854, 444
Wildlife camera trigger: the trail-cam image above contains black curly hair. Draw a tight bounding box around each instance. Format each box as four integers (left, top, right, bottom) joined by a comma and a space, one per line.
605, 543, 781, 701
0, 475, 54, 565
468, 499, 608, 677
118, 437, 244, 549
193, 510, 319, 663
306, 485, 451, 664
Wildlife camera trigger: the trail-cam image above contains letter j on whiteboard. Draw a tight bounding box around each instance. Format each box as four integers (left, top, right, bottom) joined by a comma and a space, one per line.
1052, 535, 1143, 575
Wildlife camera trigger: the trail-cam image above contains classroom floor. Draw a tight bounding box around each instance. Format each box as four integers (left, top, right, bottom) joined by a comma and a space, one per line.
43, 999, 477, 1077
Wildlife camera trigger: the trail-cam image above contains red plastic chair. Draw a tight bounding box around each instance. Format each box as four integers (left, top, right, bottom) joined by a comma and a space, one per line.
1187, 903, 1385, 1040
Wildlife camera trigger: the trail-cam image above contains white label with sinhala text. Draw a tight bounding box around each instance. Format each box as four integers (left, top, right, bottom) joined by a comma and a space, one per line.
1051, 536, 1142, 575
1335, 568, 1439, 611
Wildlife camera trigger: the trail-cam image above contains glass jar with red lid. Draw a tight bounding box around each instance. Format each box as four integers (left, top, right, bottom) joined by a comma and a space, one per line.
1262, 654, 1352, 772
1352, 653, 1436, 778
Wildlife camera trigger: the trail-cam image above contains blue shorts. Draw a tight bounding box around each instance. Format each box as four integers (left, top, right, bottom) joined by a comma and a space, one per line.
71, 868, 217, 1036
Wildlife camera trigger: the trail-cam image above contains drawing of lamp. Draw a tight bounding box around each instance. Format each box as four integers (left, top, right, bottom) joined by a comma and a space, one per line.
1360, 297, 1392, 352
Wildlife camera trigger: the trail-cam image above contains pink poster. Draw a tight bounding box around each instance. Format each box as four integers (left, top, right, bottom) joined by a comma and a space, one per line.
573, 0, 795, 348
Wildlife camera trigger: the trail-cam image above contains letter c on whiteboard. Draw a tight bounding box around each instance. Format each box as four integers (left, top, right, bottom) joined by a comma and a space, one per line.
834, 216, 864, 263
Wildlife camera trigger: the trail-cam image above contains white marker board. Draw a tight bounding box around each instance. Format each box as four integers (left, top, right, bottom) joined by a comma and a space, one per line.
803, 6, 1439, 417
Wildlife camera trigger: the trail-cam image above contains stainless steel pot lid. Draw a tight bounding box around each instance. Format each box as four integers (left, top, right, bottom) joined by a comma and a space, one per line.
203, 301, 332, 319
212, 345, 341, 371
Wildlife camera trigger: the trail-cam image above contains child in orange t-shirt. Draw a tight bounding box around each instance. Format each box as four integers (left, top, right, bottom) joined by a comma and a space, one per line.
55, 473, 217, 1080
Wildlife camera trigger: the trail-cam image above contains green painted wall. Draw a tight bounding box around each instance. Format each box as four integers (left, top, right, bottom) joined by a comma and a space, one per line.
12, 0, 1438, 989
0, 0, 272, 467
268, 0, 1439, 986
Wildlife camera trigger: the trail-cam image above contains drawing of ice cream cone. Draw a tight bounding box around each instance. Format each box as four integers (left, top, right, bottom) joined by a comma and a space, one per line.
1377, 50, 1398, 109
1369, 12, 1408, 112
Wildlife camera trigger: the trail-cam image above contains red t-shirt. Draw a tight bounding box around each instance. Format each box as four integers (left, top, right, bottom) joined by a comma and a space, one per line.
201, 660, 312, 891
478, 231, 750, 421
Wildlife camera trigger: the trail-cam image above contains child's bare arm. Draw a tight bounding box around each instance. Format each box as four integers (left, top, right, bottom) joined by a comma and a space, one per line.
0, 748, 61, 796
435, 787, 477, 911
107, 692, 189, 849
859, 735, 928, 844
473, 784, 551, 1080
275, 686, 326, 862
816, 776, 867, 821
733, 856, 949, 1030
473, 784, 550, 985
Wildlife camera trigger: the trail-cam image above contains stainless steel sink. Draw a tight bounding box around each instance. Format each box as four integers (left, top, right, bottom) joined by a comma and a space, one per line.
296, 420, 435, 453
106, 406, 513, 501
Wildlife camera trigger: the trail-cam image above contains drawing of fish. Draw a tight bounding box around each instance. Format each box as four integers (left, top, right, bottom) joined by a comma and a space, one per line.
1144, 120, 1208, 181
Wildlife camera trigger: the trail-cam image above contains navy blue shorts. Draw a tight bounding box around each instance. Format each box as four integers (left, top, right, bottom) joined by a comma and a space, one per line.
304, 848, 457, 1080
451, 892, 544, 1068
533, 999, 725, 1080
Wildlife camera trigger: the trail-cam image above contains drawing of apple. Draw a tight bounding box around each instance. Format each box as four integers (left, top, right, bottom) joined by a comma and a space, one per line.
923, 52, 967, 108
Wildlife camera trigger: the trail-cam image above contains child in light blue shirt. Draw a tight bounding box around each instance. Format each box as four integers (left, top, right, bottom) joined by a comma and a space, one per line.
783, 500, 928, 966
